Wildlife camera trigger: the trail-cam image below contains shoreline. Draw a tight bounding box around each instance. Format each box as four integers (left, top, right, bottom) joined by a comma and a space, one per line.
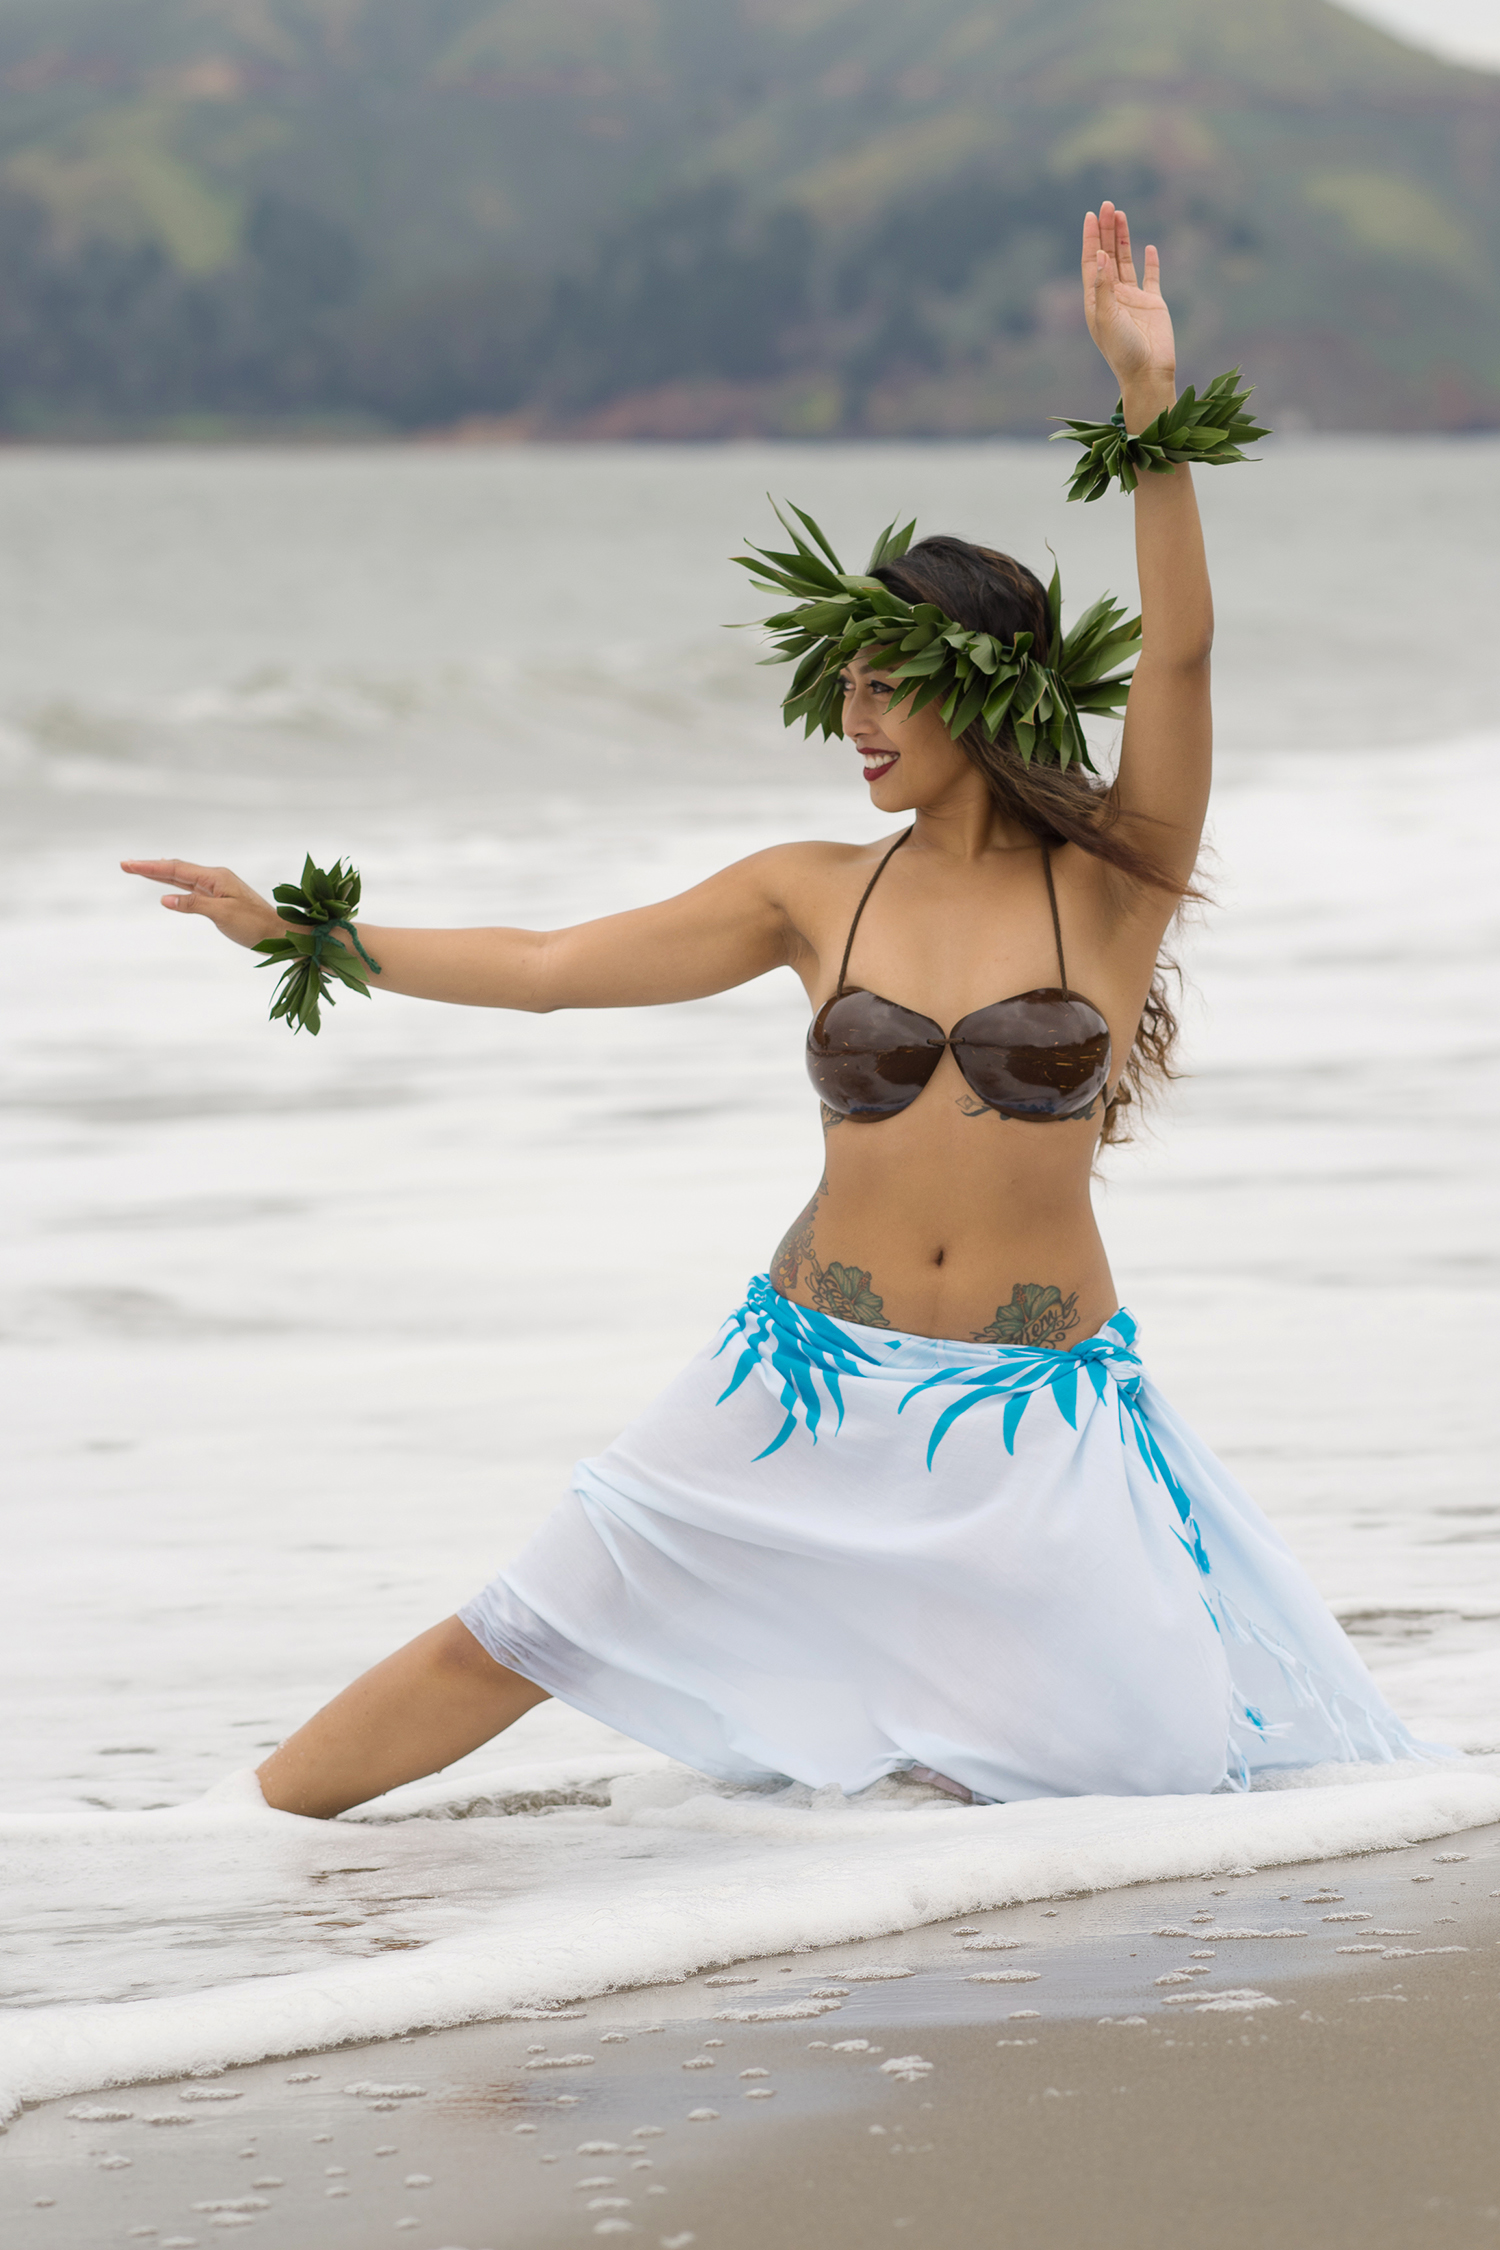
6, 1754, 1498, 2114
6, 1821, 1497, 2249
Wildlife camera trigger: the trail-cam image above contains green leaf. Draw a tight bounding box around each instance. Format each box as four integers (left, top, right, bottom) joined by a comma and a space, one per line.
798, 597, 860, 635
780, 501, 846, 574
865, 516, 917, 571
903, 674, 949, 720
1045, 556, 1063, 653
951, 676, 989, 737
788, 645, 828, 698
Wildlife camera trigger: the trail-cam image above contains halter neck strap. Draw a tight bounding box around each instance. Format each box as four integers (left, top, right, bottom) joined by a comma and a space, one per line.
1041, 847, 1069, 996
834, 828, 913, 996
834, 829, 1069, 998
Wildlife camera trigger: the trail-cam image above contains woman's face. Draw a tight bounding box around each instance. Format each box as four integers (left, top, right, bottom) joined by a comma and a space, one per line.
839, 652, 981, 813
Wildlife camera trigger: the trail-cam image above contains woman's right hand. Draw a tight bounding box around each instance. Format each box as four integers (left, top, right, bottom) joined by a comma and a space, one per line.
120, 858, 284, 950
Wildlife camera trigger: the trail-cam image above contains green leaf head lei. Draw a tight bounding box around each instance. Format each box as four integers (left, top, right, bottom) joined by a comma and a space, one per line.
733, 505, 1141, 775
252, 855, 382, 1036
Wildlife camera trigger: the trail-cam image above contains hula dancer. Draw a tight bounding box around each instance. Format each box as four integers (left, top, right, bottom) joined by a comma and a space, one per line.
124, 203, 1426, 1816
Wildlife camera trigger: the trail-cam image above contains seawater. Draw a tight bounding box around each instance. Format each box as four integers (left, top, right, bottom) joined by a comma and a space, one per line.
4, 438, 1499, 2108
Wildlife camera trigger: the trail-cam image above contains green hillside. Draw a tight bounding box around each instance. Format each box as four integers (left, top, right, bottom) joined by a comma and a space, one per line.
0, 0, 1491, 433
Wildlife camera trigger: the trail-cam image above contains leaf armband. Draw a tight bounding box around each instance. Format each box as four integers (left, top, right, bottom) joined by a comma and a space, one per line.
1051, 368, 1271, 501
251, 854, 382, 1036
732, 503, 1139, 772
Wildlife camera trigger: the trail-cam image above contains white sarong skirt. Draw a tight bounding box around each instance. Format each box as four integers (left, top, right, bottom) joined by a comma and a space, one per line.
459, 1277, 1427, 1802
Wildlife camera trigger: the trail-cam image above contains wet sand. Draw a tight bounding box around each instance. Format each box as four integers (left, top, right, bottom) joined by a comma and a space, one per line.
5, 1823, 1498, 2250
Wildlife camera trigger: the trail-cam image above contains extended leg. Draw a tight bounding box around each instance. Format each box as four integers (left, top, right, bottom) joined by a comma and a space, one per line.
256, 1615, 549, 1818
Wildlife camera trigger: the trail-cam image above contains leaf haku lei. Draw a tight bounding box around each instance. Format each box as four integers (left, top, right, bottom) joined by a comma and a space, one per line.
1051, 368, 1271, 501
252, 855, 381, 1036
734, 505, 1139, 773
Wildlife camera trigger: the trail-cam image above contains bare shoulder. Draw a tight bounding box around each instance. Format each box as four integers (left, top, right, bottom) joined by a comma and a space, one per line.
745, 834, 901, 896
742, 834, 904, 934
719, 835, 903, 982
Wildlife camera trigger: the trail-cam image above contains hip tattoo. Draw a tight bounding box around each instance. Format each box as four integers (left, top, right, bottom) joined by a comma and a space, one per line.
770, 1174, 892, 1330
973, 1283, 1081, 1348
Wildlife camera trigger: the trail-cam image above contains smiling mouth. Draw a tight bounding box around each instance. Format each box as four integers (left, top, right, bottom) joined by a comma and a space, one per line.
861, 751, 899, 778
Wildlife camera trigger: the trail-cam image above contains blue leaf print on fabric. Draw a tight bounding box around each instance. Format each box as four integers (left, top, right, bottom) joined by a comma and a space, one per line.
895, 1322, 1135, 1470
892, 1314, 1209, 1580
714, 1278, 885, 1460
715, 1286, 1213, 1590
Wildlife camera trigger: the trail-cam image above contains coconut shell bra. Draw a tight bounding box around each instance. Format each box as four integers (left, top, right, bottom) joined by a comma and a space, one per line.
806, 830, 1112, 1124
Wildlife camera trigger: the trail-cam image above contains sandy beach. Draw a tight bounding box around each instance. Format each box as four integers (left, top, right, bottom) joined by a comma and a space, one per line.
7, 1822, 1497, 2250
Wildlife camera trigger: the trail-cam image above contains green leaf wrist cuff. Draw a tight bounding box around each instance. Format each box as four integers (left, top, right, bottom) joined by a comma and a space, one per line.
733, 504, 1140, 773
1051, 368, 1271, 501
251, 854, 381, 1036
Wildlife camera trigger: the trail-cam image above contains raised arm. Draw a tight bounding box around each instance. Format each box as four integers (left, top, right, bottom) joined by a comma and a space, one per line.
119, 849, 808, 1011
1082, 201, 1213, 892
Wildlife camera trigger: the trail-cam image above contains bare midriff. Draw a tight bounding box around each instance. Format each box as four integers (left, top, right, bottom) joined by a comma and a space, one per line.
769, 1046, 1117, 1348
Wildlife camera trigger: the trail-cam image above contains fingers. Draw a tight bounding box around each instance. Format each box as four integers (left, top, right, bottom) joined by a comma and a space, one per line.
1082, 209, 1114, 332
1113, 205, 1138, 288
1143, 242, 1162, 298
1091, 248, 1116, 331
121, 857, 220, 889
1081, 209, 1100, 323
121, 858, 237, 897
162, 886, 226, 916
1085, 214, 1115, 315
120, 857, 245, 922
1097, 201, 1120, 282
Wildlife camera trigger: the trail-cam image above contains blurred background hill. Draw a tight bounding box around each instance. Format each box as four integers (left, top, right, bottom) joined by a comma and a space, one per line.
0, 0, 1493, 437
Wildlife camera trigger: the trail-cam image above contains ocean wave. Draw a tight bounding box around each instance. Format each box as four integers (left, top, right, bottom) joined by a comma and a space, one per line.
1, 1755, 1496, 2113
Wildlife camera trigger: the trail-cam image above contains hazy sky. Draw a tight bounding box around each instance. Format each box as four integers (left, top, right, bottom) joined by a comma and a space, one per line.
1337, 0, 1500, 68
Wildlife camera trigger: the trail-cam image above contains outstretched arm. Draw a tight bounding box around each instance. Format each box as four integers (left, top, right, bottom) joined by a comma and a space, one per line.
1081, 201, 1213, 894
120, 850, 805, 1010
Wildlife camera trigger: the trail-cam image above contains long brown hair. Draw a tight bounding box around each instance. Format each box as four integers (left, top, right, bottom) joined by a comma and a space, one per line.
873, 534, 1190, 1147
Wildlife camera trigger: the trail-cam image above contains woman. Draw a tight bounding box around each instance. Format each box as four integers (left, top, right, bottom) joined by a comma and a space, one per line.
124, 204, 1424, 1818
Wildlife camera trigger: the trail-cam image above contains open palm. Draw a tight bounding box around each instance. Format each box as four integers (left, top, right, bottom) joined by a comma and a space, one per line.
1082, 202, 1176, 391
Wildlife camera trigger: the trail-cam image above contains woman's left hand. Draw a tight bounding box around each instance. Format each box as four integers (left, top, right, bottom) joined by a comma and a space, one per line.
1081, 202, 1176, 401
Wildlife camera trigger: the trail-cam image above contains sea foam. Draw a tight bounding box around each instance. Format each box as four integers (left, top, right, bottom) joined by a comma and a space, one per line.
2, 1752, 1496, 2113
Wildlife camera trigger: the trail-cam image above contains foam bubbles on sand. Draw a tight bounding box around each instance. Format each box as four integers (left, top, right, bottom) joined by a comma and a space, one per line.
713, 2000, 843, 2023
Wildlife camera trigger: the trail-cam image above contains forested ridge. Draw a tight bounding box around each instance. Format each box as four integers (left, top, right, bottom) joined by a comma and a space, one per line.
0, 0, 1492, 435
